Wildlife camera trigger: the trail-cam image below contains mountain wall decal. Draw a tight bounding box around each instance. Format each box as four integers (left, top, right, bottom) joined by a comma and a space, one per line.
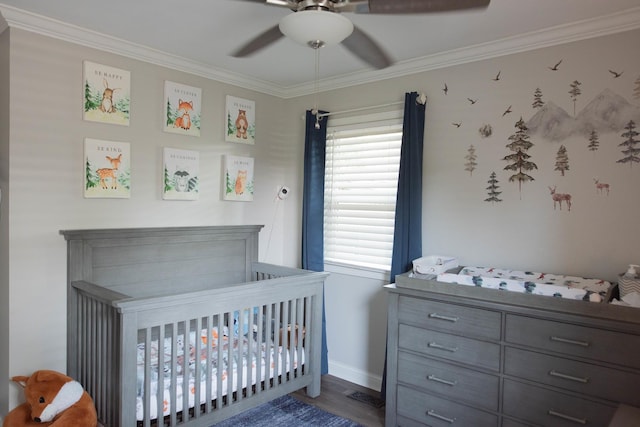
526, 89, 640, 142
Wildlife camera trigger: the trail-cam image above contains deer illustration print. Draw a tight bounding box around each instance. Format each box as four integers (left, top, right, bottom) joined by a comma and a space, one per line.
548, 186, 572, 211
594, 179, 610, 195
96, 154, 122, 189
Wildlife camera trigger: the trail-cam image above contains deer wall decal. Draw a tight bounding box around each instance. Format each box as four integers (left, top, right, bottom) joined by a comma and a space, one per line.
594, 178, 610, 195
548, 186, 572, 211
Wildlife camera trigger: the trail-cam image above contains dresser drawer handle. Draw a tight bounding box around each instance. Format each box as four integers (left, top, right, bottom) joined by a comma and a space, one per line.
549, 370, 590, 384
428, 342, 458, 352
550, 336, 590, 347
548, 409, 587, 425
428, 313, 459, 322
427, 374, 458, 386
427, 409, 456, 423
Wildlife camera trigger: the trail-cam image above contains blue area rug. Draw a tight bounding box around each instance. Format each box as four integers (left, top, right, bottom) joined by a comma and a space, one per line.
212, 395, 362, 427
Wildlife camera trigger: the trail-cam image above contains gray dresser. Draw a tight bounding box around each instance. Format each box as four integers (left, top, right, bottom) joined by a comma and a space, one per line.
385, 272, 640, 427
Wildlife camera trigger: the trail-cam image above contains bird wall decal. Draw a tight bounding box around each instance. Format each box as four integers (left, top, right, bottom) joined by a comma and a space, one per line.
502, 105, 512, 116
548, 59, 562, 71
609, 70, 623, 78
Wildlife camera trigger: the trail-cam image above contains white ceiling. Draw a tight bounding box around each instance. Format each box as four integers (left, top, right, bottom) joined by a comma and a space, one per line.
1, 0, 639, 98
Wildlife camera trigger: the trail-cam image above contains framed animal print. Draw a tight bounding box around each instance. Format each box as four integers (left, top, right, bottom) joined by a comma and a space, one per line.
222, 155, 254, 201
84, 138, 131, 198
164, 81, 202, 137
83, 61, 131, 125
225, 95, 255, 144
163, 148, 199, 201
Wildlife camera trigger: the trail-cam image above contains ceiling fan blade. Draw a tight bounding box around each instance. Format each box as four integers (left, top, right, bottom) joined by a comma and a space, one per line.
341, 25, 393, 69
231, 25, 284, 57
359, 0, 490, 14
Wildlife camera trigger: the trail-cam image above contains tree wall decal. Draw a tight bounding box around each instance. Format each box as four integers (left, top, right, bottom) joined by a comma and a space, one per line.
484, 172, 503, 203
569, 80, 582, 116
554, 145, 569, 176
532, 87, 544, 109
616, 120, 640, 167
587, 130, 600, 152
465, 144, 477, 176
503, 117, 538, 196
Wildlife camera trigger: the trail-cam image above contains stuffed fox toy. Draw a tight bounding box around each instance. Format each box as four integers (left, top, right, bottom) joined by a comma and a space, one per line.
3, 370, 97, 426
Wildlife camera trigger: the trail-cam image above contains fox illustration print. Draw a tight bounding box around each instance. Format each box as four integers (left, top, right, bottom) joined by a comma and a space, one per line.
174, 99, 194, 130
235, 170, 247, 195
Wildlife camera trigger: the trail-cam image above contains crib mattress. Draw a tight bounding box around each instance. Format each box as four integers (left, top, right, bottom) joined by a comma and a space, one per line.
136, 328, 303, 421
435, 266, 611, 301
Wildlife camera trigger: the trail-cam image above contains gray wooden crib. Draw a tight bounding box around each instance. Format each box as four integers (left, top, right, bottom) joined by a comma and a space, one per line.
60, 225, 328, 427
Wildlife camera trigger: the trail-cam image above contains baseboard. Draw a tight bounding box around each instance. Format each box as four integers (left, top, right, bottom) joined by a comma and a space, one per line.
328, 359, 382, 392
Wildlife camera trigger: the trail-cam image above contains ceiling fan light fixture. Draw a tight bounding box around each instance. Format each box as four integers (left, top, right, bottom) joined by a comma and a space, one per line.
279, 10, 354, 47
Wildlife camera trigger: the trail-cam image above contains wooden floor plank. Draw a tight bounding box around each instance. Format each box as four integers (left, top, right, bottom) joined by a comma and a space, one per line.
291, 375, 385, 427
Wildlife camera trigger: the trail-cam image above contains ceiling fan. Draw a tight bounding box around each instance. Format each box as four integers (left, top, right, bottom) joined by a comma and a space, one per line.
231, 0, 490, 69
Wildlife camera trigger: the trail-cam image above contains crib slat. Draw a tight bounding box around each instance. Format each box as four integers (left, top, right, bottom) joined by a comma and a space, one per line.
170, 321, 178, 426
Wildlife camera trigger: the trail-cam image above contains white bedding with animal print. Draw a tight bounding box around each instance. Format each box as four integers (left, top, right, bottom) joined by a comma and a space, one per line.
435, 266, 611, 301
136, 327, 303, 421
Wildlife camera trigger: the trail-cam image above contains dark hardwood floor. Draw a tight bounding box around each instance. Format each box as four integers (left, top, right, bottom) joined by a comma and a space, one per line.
291, 375, 385, 427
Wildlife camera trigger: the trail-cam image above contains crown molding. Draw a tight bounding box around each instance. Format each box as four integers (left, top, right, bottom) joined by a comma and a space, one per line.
280, 6, 640, 98
1, 4, 639, 99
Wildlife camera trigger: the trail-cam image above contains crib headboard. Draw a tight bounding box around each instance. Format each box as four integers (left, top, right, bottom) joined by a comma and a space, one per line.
60, 225, 264, 298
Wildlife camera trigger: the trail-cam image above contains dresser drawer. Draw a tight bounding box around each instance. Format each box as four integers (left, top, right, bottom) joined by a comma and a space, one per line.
399, 296, 501, 340
505, 347, 640, 407
398, 351, 499, 410
503, 379, 616, 427
502, 420, 534, 427
398, 385, 498, 427
505, 314, 640, 369
399, 324, 500, 371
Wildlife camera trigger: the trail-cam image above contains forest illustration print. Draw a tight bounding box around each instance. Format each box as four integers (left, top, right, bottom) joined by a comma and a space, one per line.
83, 61, 131, 126
84, 138, 131, 198
164, 81, 202, 137
163, 148, 199, 201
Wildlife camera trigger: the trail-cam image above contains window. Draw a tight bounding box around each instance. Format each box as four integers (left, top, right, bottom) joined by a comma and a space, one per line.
324, 110, 403, 272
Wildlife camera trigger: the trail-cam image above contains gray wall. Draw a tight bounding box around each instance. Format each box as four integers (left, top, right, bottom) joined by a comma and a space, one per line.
0, 27, 10, 419
317, 28, 640, 390
1, 19, 639, 413
0, 27, 303, 412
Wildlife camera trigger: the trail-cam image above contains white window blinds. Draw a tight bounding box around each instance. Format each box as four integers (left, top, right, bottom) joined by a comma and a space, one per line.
324, 110, 403, 271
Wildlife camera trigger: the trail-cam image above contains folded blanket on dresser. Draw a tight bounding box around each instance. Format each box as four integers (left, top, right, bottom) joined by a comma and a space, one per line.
437, 266, 611, 301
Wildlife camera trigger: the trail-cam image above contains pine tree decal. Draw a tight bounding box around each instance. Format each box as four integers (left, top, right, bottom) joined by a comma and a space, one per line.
616, 120, 640, 167
484, 172, 502, 203
634, 75, 640, 100
569, 80, 582, 116
464, 144, 477, 176
532, 87, 544, 109
588, 129, 600, 152
502, 117, 537, 196
554, 145, 569, 176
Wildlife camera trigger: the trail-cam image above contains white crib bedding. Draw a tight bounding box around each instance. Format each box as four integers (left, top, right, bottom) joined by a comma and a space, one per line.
136, 327, 303, 421
436, 266, 611, 301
